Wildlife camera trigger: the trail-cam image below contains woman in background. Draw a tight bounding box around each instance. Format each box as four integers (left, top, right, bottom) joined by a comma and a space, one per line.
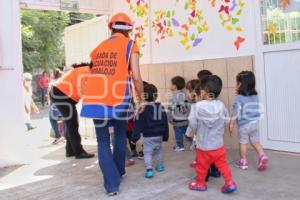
23, 72, 40, 131
48, 68, 65, 144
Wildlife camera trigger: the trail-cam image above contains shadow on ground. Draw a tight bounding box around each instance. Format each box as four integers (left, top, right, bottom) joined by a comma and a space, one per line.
0, 143, 300, 200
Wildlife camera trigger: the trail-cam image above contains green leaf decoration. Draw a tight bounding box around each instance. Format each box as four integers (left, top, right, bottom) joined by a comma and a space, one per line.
190, 33, 196, 40
232, 18, 239, 25
198, 26, 203, 33
237, 9, 243, 16
184, 2, 188, 10
167, 11, 171, 18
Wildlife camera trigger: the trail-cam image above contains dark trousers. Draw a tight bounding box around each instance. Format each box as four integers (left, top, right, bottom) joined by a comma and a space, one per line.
40, 88, 47, 107
94, 119, 128, 193
126, 131, 136, 153
50, 86, 84, 155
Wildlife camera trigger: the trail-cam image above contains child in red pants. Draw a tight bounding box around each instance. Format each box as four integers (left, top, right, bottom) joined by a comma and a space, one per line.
187, 75, 237, 194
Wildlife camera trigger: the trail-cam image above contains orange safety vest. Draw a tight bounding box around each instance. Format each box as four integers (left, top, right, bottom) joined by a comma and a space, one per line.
54, 65, 90, 103
80, 35, 135, 119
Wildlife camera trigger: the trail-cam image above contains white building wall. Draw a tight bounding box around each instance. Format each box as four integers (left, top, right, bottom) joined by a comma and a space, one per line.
20, 0, 112, 14
64, 16, 109, 67
0, 0, 25, 167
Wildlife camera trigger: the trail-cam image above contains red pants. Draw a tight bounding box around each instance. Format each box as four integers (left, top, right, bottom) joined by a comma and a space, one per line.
196, 146, 232, 184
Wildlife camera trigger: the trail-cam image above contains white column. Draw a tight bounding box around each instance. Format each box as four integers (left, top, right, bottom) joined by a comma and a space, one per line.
0, 0, 25, 167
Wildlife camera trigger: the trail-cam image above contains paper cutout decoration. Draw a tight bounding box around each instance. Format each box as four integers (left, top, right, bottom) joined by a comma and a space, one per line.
234, 36, 245, 50
178, 0, 208, 50
125, 0, 248, 56
213, 0, 246, 50
126, 0, 150, 57
152, 9, 176, 43
152, 0, 208, 50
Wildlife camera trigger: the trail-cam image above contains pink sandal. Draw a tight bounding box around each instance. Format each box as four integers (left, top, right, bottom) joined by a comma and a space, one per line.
258, 155, 268, 171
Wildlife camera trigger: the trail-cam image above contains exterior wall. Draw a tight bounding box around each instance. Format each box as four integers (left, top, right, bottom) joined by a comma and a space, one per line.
64, 16, 109, 67
0, 0, 25, 167
20, 0, 112, 14
140, 56, 254, 149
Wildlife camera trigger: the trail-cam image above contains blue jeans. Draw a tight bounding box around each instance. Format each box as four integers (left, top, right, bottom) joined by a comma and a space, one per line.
174, 125, 188, 148
49, 116, 60, 138
94, 119, 128, 193
49, 116, 67, 139
49, 107, 63, 139
40, 88, 47, 107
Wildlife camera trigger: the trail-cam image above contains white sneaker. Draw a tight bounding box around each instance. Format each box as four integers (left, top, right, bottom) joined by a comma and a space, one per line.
121, 173, 127, 178
107, 191, 118, 196
174, 147, 185, 152
58, 137, 66, 143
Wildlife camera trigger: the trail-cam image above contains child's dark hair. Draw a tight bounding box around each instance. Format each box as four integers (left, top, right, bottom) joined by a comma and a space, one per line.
171, 76, 186, 90
236, 71, 258, 96
195, 75, 222, 99
143, 81, 149, 87
186, 79, 200, 92
144, 84, 158, 102
197, 70, 212, 80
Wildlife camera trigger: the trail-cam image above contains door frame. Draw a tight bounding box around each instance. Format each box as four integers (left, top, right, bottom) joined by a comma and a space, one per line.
252, 0, 300, 153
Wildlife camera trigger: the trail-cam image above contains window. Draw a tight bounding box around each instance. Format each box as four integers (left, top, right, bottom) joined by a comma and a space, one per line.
261, 0, 300, 45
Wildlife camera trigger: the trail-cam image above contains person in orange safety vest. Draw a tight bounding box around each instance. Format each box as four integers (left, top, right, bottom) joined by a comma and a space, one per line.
50, 63, 95, 159
80, 13, 144, 196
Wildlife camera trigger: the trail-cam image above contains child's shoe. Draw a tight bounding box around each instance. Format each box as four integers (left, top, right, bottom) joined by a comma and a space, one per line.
236, 159, 249, 170
188, 181, 207, 191
138, 151, 144, 160
125, 159, 135, 167
121, 173, 127, 179
189, 161, 197, 168
155, 164, 165, 172
145, 169, 154, 178
221, 180, 237, 194
257, 154, 268, 171
107, 191, 118, 196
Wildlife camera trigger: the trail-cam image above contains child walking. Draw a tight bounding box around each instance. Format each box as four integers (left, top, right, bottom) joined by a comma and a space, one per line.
131, 84, 169, 178
125, 117, 136, 166
185, 79, 200, 161
229, 71, 268, 171
167, 76, 191, 152
188, 75, 237, 194
187, 71, 221, 181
